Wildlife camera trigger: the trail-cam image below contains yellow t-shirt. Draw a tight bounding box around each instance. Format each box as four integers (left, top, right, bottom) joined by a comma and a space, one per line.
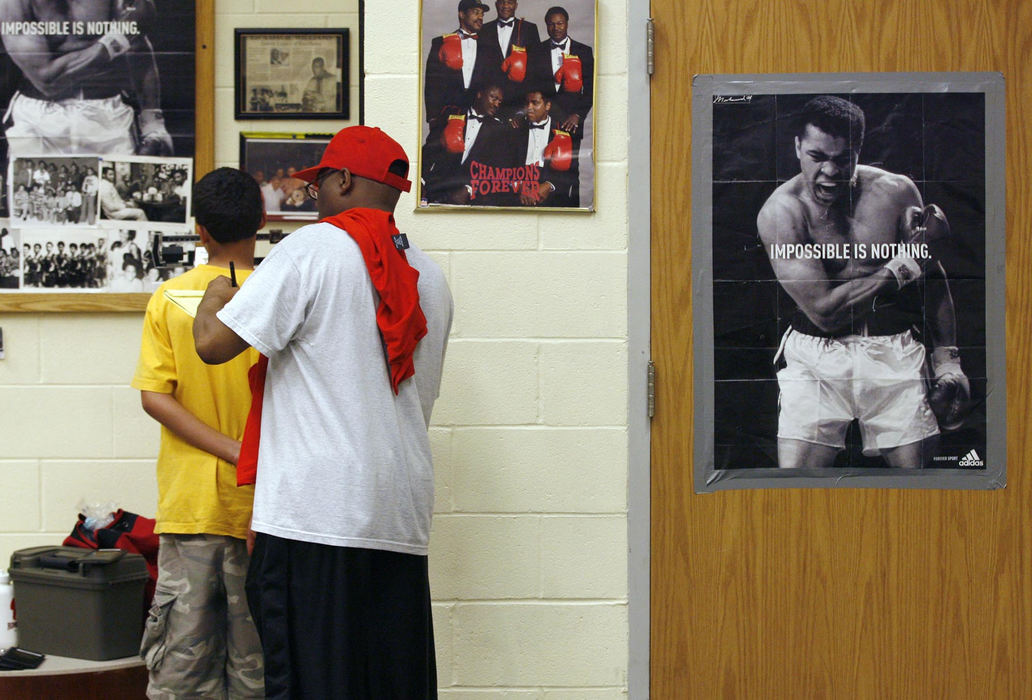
132, 264, 260, 539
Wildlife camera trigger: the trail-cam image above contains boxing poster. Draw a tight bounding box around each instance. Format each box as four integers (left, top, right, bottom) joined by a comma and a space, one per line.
691, 73, 1006, 491
418, 0, 596, 211
0, 0, 197, 293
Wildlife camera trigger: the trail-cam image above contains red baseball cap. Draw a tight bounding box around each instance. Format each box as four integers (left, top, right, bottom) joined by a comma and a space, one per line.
294, 126, 411, 193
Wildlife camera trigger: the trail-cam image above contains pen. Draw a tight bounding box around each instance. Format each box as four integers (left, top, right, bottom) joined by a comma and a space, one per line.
229, 261, 237, 287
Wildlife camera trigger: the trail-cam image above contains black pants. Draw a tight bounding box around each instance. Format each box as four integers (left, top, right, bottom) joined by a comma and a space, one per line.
246, 534, 437, 699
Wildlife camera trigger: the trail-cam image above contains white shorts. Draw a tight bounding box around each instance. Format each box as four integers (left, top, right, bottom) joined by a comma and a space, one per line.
776, 329, 939, 456
6, 92, 135, 156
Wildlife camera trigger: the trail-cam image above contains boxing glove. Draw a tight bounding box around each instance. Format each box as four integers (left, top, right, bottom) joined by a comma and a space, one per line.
554, 54, 583, 93
136, 108, 174, 156
902, 203, 951, 244
438, 34, 463, 71
543, 130, 573, 171
441, 114, 466, 154
928, 345, 971, 431
117, 0, 157, 34
501, 45, 528, 83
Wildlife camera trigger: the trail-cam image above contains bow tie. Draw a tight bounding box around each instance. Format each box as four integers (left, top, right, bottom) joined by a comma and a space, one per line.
499, 19, 514, 27
468, 113, 484, 122
529, 122, 547, 130
460, 31, 478, 39
551, 40, 567, 50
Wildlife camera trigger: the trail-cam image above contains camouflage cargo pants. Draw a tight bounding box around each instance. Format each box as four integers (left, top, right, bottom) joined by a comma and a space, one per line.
141, 534, 264, 699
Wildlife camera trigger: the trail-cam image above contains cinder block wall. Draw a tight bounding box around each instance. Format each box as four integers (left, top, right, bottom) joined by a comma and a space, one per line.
0, 1, 631, 696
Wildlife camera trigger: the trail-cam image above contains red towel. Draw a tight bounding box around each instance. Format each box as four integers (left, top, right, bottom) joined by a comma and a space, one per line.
326, 208, 427, 392
235, 355, 267, 486
235, 208, 426, 487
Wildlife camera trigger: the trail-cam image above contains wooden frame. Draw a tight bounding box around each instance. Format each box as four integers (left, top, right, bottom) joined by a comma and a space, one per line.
0, 0, 213, 313
234, 29, 350, 120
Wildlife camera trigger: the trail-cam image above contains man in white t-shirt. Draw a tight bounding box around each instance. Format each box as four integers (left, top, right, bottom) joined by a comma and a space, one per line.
193, 126, 452, 698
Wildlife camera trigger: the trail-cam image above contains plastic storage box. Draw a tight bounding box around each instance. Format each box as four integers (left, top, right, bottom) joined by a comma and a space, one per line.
9, 546, 148, 660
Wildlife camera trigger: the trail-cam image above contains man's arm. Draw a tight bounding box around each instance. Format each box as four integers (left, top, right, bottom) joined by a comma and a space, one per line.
424, 38, 448, 123
559, 43, 593, 133
140, 391, 241, 464
757, 194, 899, 334
194, 276, 251, 364
124, 34, 173, 155
924, 261, 957, 348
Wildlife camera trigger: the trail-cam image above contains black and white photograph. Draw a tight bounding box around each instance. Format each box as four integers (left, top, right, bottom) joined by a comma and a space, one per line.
19, 228, 117, 290
8, 157, 100, 227
0, 0, 197, 178
418, 0, 596, 211
13, 226, 197, 292
0, 225, 19, 288
98, 157, 192, 226
692, 73, 1005, 491
235, 29, 349, 119
240, 132, 330, 221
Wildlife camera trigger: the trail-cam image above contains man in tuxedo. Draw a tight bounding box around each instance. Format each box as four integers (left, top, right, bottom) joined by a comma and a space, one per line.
514, 87, 575, 207
530, 5, 594, 206
424, 0, 501, 127
421, 83, 518, 206
478, 0, 540, 110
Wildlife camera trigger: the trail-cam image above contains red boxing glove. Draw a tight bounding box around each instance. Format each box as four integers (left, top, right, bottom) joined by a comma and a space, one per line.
438, 33, 463, 70
543, 130, 573, 171
501, 45, 528, 83
441, 114, 467, 153
554, 54, 583, 93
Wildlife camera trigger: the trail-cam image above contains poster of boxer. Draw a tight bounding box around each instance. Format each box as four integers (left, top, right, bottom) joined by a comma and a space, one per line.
0, 0, 196, 295
418, 0, 596, 211
691, 73, 1006, 492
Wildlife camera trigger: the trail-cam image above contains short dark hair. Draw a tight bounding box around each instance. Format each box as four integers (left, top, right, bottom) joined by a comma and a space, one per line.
193, 168, 263, 244
545, 6, 568, 22
525, 85, 553, 101
796, 95, 865, 150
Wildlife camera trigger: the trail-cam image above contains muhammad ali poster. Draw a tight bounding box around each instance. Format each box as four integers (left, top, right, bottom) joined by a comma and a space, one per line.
691, 73, 1006, 491
417, 0, 596, 211
0, 0, 197, 295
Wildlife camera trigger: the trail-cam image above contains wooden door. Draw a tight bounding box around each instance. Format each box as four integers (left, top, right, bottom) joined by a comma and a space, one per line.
650, 1, 1032, 697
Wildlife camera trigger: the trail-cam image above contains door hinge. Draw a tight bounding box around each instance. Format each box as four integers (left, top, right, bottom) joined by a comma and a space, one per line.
646, 18, 655, 77
647, 360, 656, 419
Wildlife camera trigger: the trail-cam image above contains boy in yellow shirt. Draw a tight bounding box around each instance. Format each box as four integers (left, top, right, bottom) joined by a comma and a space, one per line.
132, 168, 265, 698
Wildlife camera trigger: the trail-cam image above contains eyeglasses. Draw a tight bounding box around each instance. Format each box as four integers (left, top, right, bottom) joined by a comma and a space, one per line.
304, 168, 339, 200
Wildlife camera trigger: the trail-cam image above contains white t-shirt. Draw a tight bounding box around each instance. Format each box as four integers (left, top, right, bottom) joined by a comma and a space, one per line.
218, 220, 453, 555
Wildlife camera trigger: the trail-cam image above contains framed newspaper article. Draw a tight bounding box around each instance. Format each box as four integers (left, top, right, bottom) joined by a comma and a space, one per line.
692, 72, 1006, 491
0, 0, 206, 311
417, 0, 597, 211
235, 29, 349, 120
239, 132, 332, 221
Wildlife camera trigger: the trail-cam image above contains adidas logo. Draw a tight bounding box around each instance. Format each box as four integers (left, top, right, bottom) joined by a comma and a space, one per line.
959, 449, 984, 467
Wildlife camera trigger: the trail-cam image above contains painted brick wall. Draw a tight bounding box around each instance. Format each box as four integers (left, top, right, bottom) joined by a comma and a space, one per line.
0, 1, 630, 696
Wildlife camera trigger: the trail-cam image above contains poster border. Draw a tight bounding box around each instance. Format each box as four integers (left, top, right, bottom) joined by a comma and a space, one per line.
691, 71, 1006, 492
414, 0, 598, 213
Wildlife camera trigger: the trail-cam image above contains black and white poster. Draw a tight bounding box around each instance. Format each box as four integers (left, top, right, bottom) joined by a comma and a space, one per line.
692, 73, 1006, 491
418, 0, 596, 211
0, 0, 197, 293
